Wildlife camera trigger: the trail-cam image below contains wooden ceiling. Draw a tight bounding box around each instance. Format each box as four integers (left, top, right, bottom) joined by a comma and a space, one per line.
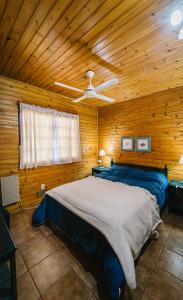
0, 0, 183, 107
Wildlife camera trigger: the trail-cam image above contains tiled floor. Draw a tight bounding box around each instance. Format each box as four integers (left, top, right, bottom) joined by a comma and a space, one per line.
10, 209, 183, 300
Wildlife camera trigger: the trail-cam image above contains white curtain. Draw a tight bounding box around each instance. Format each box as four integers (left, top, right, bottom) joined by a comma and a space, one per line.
20, 103, 81, 169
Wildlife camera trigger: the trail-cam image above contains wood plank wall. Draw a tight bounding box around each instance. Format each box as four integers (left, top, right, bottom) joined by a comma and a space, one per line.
98, 87, 183, 180
0, 76, 98, 213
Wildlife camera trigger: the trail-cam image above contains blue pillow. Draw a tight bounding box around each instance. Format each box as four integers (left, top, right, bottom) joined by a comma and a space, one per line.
100, 166, 118, 173
127, 169, 168, 188
113, 169, 128, 177
142, 171, 168, 188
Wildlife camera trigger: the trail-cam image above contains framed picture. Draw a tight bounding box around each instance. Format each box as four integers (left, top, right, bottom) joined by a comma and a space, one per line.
121, 137, 134, 151
135, 136, 151, 152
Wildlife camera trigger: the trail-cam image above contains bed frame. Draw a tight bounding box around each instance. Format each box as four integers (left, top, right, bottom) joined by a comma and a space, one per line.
33, 161, 168, 300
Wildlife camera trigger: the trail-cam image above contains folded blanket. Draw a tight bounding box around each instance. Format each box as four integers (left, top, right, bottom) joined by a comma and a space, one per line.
46, 176, 161, 289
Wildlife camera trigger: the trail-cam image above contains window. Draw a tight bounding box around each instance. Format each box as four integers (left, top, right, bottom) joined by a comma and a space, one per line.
19, 103, 81, 169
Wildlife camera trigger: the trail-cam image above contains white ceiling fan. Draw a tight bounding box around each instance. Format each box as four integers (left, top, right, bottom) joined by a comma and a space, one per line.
55, 70, 119, 103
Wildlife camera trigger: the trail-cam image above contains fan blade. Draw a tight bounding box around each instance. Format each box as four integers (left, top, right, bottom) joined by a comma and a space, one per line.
95, 78, 119, 92
55, 82, 83, 93
95, 93, 114, 102
72, 95, 87, 103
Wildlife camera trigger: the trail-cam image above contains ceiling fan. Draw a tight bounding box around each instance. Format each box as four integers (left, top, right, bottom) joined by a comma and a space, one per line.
54, 70, 119, 103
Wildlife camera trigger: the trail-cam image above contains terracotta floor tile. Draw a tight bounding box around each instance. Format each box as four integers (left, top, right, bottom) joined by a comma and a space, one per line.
171, 216, 183, 239
10, 210, 183, 300
156, 248, 183, 281
93, 290, 100, 300
145, 266, 183, 300
19, 236, 56, 268
10, 211, 27, 223
58, 242, 100, 292
161, 209, 176, 225
73, 263, 97, 292
61, 244, 86, 267
42, 268, 92, 300
155, 221, 172, 245
46, 233, 66, 250
26, 208, 35, 217
141, 292, 154, 300
89, 295, 98, 300
30, 251, 72, 294
39, 224, 53, 237
124, 286, 144, 300
10, 214, 31, 236
135, 239, 162, 289
165, 234, 183, 256
16, 250, 27, 278
175, 214, 183, 226
12, 225, 43, 245
17, 271, 40, 300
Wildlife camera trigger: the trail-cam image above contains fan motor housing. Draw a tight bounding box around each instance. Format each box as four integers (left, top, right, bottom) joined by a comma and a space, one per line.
86, 70, 95, 78
85, 90, 96, 98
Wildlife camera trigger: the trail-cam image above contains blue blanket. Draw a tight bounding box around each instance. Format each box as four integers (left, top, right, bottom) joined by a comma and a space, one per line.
32, 165, 168, 299
95, 165, 168, 209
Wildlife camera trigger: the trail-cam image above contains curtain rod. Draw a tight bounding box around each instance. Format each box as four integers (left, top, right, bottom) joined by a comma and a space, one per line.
16, 101, 77, 115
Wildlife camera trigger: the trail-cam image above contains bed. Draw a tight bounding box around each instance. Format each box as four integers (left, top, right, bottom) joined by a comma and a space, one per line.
32, 163, 168, 300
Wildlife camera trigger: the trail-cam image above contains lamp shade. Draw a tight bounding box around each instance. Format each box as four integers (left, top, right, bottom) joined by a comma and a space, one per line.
179, 155, 183, 164
99, 149, 105, 157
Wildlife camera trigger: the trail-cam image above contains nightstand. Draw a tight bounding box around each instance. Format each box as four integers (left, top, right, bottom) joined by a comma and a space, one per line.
168, 180, 183, 216
92, 166, 108, 176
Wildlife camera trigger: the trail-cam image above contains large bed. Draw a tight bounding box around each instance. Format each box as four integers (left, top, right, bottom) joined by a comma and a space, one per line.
32, 163, 168, 300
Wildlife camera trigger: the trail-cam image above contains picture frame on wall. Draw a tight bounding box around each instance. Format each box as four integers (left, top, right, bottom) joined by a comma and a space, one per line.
121, 137, 134, 151
135, 136, 151, 152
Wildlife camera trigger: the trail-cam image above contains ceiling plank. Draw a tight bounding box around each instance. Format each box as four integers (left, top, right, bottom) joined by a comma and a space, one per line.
0, 0, 7, 20
1, 0, 183, 107
8, 0, 73, 77
0, 0, 40, 72
2, 0, 56, 75
15, 0, 102, 81
27, 0, 172, 88
19, 0, 122, 84
0, 0, 23, 50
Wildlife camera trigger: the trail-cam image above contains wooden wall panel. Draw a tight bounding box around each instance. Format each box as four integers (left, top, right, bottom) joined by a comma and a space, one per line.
0, 75, 98, 213
98, 87, 183, 180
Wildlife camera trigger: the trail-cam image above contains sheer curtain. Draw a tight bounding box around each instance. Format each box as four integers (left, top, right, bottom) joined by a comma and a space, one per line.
19, 103, 81, 169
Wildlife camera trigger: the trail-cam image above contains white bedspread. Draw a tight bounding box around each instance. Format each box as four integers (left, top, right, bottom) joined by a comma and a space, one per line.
46, 176, 161, 289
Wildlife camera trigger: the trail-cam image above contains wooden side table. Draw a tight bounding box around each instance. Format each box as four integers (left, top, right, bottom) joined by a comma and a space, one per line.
168, 180, 183, 216
0, 214, 17, 299
92, 166, 109, 176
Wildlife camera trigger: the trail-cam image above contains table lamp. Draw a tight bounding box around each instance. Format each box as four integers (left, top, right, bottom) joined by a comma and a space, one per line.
99, 149, 106, 167
179, 155, 183, 164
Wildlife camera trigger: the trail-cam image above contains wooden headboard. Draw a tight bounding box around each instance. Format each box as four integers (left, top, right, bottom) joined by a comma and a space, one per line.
110, 160, 168, 178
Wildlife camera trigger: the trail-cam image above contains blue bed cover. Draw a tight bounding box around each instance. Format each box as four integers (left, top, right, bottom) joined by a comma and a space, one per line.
95, 165, 168, 209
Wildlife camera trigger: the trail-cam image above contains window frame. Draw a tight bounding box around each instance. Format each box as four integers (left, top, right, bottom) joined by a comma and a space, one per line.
18, 102, 81, 169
